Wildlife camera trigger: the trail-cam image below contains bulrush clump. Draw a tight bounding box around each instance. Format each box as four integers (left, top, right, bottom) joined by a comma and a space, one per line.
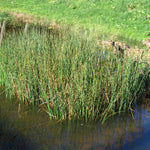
142, 38, 150, 64
0, 28, 149, 122
143, 38, 150, 50
125, 46, 144, 62
100, 40, 130, 55
99, 40, 127, 50
99, 40, 113, 50
100, 40, 149, 63
112, 41, 130, 51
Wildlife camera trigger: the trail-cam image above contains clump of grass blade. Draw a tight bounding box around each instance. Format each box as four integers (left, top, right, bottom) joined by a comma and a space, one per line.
0, 26, 149, 122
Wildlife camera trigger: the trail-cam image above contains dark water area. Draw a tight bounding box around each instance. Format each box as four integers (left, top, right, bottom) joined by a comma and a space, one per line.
0, 92, 150, 150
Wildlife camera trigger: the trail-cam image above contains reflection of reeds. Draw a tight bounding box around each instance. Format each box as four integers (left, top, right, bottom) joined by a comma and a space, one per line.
0, 27, 149, 122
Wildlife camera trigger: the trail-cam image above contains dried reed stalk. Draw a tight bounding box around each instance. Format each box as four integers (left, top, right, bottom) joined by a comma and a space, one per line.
0, 21, 6, 46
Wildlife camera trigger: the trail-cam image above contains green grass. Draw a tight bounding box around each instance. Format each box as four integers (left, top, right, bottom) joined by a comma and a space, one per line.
0, 0, 150, 42
0, 27, 149, 122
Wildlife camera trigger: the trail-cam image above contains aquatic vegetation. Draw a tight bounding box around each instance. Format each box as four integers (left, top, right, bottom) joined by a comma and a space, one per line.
0, 27, 149, 122
143, 38, 150, 50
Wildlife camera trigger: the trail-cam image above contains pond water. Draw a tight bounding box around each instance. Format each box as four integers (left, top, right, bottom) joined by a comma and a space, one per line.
0, 91, 150, 150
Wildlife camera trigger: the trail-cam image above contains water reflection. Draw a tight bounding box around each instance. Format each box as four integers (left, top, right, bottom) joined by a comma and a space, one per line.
0, 93, 150, 150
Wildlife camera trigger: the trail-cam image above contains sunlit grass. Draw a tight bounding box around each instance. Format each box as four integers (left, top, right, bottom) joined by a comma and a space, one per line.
0, 0, 150, 41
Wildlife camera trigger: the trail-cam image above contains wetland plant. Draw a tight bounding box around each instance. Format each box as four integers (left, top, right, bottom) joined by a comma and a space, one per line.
0, 27, 149, 122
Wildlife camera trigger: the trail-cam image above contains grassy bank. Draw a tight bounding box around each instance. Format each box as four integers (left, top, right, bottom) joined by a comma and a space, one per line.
0, 26, 149, 122
0, 0, 150, 41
